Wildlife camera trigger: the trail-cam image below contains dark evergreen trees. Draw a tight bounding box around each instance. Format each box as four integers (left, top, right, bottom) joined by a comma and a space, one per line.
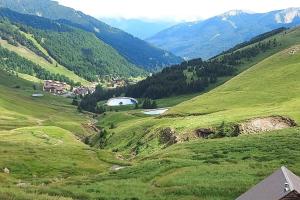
79, 29, 280, 113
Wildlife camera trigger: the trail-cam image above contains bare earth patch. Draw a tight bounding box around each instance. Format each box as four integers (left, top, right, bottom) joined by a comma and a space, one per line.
238, 116, 297, 134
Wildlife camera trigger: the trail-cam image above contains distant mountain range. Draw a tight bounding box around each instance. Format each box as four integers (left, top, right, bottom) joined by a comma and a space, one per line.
147, 8, 300, 60
0, 0, 183, 70
100, 18, 177, 39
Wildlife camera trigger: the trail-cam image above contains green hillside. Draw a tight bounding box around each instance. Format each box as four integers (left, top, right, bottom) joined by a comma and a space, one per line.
1, 64, 300, 200
1, 24, 300, 200
0, 0, 183, 70
0, 71, 89, 135
89, 27, 300, 166
63, 27, 300, 199
170, 45, 300, 120
0, 8, 146, 82
0, 18, 89, 85
0, 71, 128, 199
12, 30, 90, 85
80, 26, 300, 109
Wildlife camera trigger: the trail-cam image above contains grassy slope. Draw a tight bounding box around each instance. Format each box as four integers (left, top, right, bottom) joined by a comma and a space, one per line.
0, 71, 129, 199
1, 28, 300, 200
55, 28, 300, 199
40, 128, 300, 200
96, 43, 300, 155
205, 27, 300, 92
0, 72, 89, 135
0, 37, 90, 85
170, 44, 300, 121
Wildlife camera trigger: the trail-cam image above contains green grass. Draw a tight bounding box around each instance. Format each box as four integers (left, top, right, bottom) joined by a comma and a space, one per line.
21, 31, 51, 57
17, 72, 43, 83
156, 93, 199, 108
0, 71, 92, 136
1, 28, 300, 200
0, 71, 127, 199
170, 44, 300, 121
0, 39, 90, 85
3, 128, 299, 200
94, 28, 300, 160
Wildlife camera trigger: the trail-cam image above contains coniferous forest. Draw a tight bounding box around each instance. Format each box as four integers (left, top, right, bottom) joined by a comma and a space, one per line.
79, 37, 280, 112
0, 8, 146, 81
0, 46, 75, 85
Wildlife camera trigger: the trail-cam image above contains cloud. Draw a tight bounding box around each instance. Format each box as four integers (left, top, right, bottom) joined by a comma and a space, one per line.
56, 0, 300, 21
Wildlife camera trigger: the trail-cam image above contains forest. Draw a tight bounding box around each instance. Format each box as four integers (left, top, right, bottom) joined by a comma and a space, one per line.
212, 27, 286, 58
79, 37, 279, 112
0, 8, 146, 81
0, 20, 52, 62
0, 46, 75, 85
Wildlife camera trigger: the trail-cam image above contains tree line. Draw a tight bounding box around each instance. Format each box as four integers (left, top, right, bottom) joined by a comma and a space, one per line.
0, 20, 52, 63
0, 46, 75, 85
79, 37, 279, 113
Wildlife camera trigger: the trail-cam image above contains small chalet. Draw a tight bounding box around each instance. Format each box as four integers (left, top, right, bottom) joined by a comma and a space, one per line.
43, 80, 68, 95
236, 166, 300, 200
73, 86, 95, 96
108, 78, 126, 88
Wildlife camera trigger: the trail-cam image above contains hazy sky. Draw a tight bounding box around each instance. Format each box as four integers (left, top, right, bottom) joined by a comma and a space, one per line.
56, 0, 300, 21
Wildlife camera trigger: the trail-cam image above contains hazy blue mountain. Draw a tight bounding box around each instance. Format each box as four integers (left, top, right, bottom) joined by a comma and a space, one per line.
100, 18, 176, 39
147, 8, 300, 60
0, 0, 183, 70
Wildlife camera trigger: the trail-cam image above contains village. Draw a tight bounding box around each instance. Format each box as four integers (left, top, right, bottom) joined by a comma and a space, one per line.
41, 76, 133, 97
42, 80, 96, 97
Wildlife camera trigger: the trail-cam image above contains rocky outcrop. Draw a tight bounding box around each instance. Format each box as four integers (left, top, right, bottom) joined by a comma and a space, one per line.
195, 128, 215, 138
3, 167, 9, 174
159, 128, 178, 146
238, 116, 296, 134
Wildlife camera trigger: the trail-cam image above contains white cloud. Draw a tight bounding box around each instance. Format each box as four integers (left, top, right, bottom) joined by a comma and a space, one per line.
56, 0, 300, 21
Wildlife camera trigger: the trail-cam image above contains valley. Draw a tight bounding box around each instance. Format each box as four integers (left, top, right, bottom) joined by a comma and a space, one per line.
0, 1, 300, 200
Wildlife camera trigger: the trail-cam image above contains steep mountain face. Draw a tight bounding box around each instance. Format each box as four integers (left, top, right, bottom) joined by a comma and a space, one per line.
100, 18, 176, 39
0, 0, 183, 70
147, 8, 300, 60
0, 8, 145, 82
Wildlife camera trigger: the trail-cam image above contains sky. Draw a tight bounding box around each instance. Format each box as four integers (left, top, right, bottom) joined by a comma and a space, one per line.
56, 0, 300, 22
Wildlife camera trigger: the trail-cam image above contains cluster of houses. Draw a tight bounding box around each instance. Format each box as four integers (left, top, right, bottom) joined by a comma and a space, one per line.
43, 80, 68, 95
43, 80, 95, 97
73, 86, 95, 96
107, 78, 126, 88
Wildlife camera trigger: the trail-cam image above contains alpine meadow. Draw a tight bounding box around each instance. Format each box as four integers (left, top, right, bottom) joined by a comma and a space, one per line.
0, 0, 300, 200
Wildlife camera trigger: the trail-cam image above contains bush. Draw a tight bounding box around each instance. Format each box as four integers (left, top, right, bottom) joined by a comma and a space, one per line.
109, 123, 116, 129
142, 98, 157, 109
95, 104, 106, 114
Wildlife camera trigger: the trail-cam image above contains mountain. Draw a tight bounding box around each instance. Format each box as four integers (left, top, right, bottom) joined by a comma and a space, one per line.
170, 29, 300, 116
1, 24, 300, 200
79, 27, 291, 109
0, 0, 183, 70
147, 8, 300, 60
84, 26, 300, 146
76, 26, 300, 199
0, 8, 145, 82
100, 18, 177, 39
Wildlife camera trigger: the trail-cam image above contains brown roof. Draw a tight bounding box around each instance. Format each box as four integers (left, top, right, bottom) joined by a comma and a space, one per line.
236, 166, 300, 200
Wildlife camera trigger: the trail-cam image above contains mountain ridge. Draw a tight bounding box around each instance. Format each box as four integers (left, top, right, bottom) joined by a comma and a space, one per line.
147, 7, 300, 60
0, 8, 145, 82
0, 0, 183, 70
100, 17, 177, 39
1, 15, 300, 200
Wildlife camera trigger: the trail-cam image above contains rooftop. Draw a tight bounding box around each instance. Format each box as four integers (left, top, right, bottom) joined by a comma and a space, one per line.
236, 166, 300, 200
